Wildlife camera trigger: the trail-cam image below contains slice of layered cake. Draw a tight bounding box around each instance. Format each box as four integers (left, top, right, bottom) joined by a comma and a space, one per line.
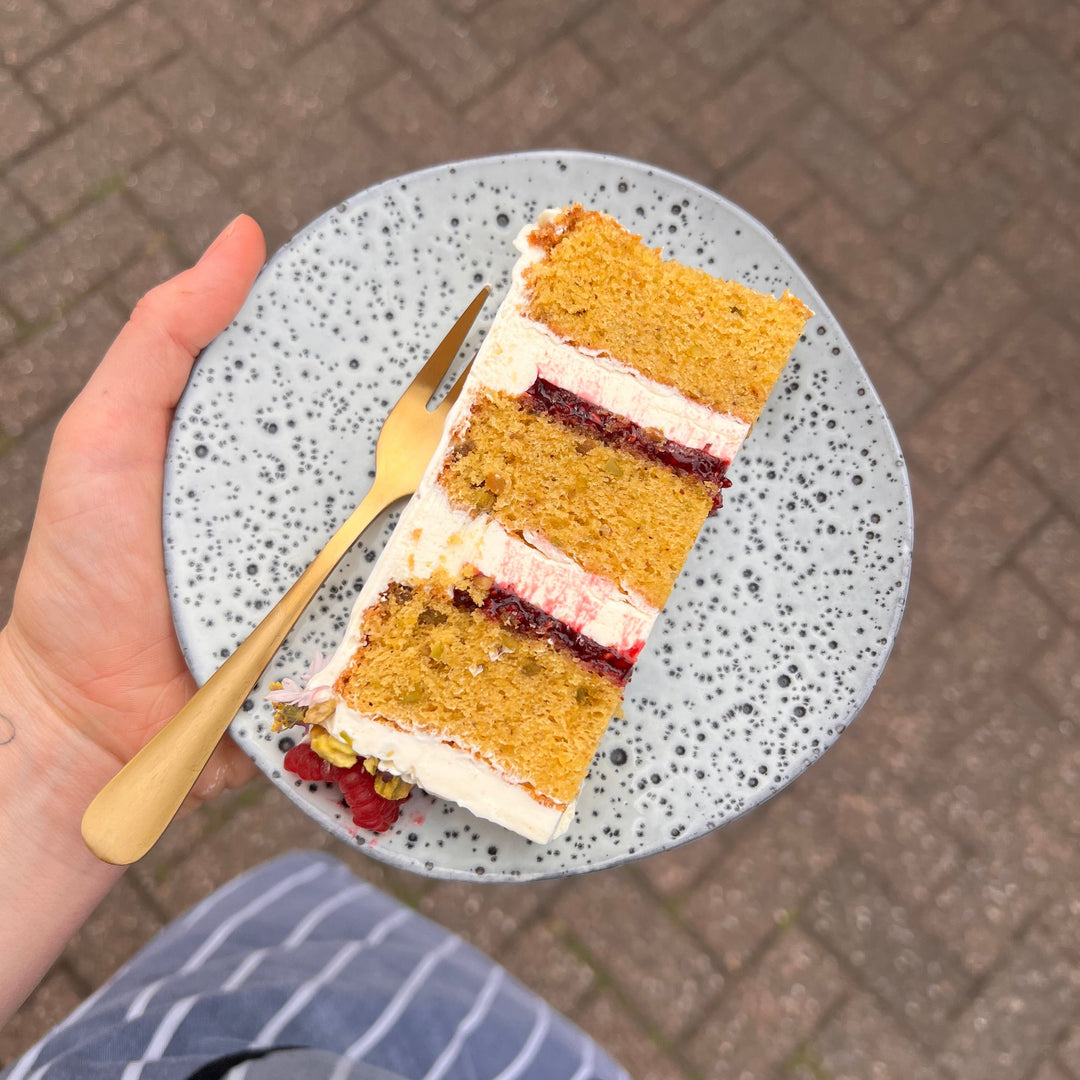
279, 205, 811, 843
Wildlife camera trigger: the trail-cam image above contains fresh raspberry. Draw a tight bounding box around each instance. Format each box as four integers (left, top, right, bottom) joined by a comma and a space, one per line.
283, 743, 346, 783
338, 765, 404, 833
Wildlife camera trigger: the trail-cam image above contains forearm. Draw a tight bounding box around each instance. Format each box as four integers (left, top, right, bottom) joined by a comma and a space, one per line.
0, 629, 124, 1024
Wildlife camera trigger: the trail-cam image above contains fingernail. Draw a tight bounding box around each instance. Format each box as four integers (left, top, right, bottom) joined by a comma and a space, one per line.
200, 215, 243, 262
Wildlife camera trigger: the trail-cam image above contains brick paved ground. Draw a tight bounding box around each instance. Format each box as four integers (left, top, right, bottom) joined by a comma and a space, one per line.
2, 1, 1079, 1076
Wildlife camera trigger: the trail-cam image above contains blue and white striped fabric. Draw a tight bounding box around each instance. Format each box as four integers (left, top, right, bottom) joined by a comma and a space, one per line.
2, 853, 629, 1080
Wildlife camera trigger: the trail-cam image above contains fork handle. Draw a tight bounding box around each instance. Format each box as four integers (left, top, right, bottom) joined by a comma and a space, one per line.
81, 478, 403, 865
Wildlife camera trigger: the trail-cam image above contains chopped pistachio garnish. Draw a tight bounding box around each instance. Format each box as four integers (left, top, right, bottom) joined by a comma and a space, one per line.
305, 698, 336, 727
374, 772, 414, 800
309, 724, 358, 768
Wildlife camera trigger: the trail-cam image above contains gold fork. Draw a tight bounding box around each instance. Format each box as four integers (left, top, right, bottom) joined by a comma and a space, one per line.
81, 285, 491, 865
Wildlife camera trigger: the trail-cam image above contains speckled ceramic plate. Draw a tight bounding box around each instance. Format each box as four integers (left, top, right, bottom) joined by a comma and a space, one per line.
164, 151, 912, 882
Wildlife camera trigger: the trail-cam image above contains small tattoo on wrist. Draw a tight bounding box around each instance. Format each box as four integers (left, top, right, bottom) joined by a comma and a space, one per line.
0, 713, 14, 746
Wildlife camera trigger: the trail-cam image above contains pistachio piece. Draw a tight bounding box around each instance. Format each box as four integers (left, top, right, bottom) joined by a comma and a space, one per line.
309, 724, 358, 768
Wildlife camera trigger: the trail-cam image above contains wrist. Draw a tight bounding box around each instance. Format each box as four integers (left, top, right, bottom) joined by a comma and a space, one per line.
0, 626, 124, 1022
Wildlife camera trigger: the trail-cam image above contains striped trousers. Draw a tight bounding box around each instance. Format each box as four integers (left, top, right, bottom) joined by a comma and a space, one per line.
2, 853, 630, 1080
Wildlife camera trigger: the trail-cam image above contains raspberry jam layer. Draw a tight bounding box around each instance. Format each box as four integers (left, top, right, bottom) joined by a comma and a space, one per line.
523, 377, 732, 512
453, 585, 634, 685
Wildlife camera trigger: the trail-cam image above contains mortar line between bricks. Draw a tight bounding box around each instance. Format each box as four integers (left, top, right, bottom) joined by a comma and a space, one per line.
672, 855, 851, 1052
489, 878, 570, 965
557, 927, 703, 1080
122, 865, 173, 931
2, 0, 146, 76
1014, 556, 1080, 634
0, 44, 192, 222
795, 856, 974, 1059
779, 987, 854, 1080
1006, 452, 1080, 539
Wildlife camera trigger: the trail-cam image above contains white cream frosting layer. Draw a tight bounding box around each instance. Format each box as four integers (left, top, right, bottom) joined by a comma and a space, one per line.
307, 208, 757, 843
469, 222, 752, 463
323, 709, 574, 844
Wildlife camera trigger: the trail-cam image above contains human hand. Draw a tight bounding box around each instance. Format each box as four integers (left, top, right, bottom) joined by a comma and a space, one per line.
0, 214, 266, 807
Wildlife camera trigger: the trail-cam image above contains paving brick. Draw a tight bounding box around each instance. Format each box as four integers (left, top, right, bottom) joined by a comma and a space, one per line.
680, 792, 838, 974
371, 0, 503, 106
497, 918, 596, 1013
1060, 1020, 1080, 1076
255, 18, 397, 126
575, 1, 715, 129
1019, 518, 1080, 624
354, 69, 465, 171
576, 990, 686, 1080
0, 417, 55, 551
681, 0, 806, 79
938, 931, 1080, 1080
904, 352, 1040, 484
0, 0, 65, 67
416, 878, 558, 957
783, 14, 911, 134
107, 235, 184, 315
25, 3, 183, 122
933, 571, 1059, 704
1015, 400, 1080, 519
686, 928, 847, 1080
886, 69, 1007, 187
138, 54, 279, 178
789, 104, 917, 229
631, 0, 712, 31
675, 57, 806, 173
130, 147, 242, 262
996, 206, 1080, 331
49, 0, 122, 22
920, 454, 1051, 604
169, 0, 286, 90
256, 0, 360, 47
0, 962, 83, 1063
9, 94, 166, 222
562, 90, 715, 190
0, 194, 152, 323
1033, 742, 1080, 843
1032, 1062, 1073, 1080
983, 120, 1080, 247
239, 110, 401, 249
0, 182, 38, 255
893, 253, 1028, 385
463, 38, 606, 149
805, 859, 971, 1041
62, 875, 165, 986
0, 69, 54, 166
991, 0, 1080, 67
889, 163, 1017, 284
554, 866, 724, 1039
921, 851, 1042, 977
981, 30, 1080, 158
783, 196, 924, 325
924, 682, 1075, 865
720, 146, 817, 231
635, 820, 731, 899
833, 781, 961, 909
476, 0, 596, 67
882, 0, 1005, 95
0, 539, 27, 624
818, 0, 920, 44
0, 294, 123, 438
804, 993, 944, 1080
1033, 628, 1080, 726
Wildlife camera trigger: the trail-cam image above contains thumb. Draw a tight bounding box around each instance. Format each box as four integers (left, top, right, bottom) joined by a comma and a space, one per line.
85, 214, 266, 421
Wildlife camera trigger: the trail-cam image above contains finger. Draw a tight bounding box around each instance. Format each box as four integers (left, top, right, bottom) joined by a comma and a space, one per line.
183, 735, 259, 812
86, 214, 266, 419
